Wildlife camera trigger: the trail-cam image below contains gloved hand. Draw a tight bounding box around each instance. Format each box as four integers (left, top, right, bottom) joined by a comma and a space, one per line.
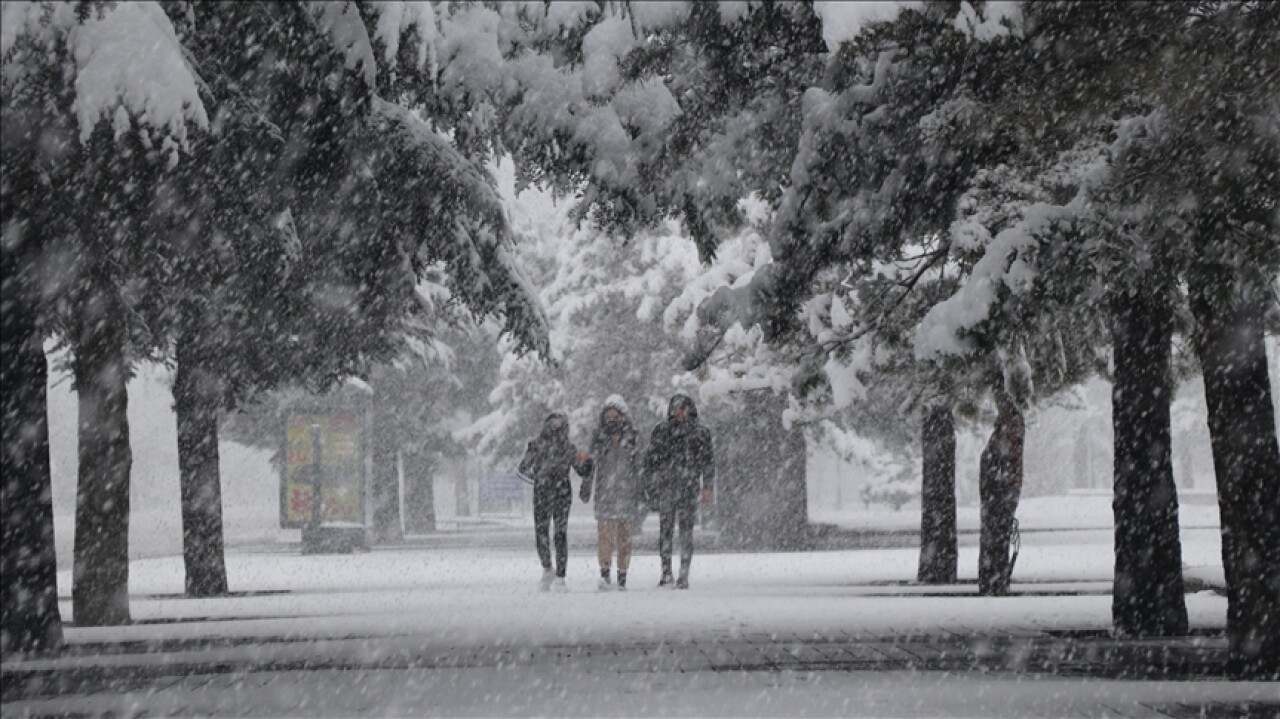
699, 489, 713, 505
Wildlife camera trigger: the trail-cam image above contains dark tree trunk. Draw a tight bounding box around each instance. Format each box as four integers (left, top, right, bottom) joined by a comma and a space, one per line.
918, 405, 957, 584
71, 299, 132, 627
174, 331, 229, 598
456, 471, 471, 517
1190, 287, 1280, 679
713, 391, 808, 550
402, 449, 436, 534
369, 396, 401, 542
1110, 297, 1188, 637
0, 269, 64, 655
978, 395, 1023, 596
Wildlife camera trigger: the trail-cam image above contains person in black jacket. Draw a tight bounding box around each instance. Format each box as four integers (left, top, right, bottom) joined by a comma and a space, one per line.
519, 413, 593, 591
581, 395, 642, 590
643, 394, 715, 589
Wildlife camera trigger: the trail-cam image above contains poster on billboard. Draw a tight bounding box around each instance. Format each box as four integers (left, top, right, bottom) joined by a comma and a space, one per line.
280, 412, 365, 529
479, 471, 528, 514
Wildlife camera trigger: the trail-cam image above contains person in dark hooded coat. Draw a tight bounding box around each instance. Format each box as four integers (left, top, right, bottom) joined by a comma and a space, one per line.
581, 395, 642, 590
519, 413, 593, 591
643, 394, 715, 589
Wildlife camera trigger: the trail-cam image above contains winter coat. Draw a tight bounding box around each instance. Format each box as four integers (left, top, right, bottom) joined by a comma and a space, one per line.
519, 413, 593, 499
643, 394, 715, 511
583, 400, 642, 521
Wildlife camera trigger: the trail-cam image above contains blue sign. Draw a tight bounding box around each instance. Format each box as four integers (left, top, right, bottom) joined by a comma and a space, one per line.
479, 472, 526, 511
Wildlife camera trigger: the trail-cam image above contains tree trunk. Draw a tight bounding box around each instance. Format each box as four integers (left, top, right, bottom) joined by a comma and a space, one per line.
918, 405, 957, 584
1110, 297, 1188, 637
978, 402, 1024, 596
1190, 287, 1280, 679
369, 395, 401, 542
456, 471, 471, 517
714, 391, 808, 549
71, 302, 132, 627
0, 269, 64, 655
402, 449, 436, 534
174, 331, 229, 598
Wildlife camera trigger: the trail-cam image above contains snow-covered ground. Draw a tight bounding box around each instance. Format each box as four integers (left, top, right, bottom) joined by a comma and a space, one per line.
4, 536, 1268, 718
48, 546, 1164, 632
812, 491, 1222, 533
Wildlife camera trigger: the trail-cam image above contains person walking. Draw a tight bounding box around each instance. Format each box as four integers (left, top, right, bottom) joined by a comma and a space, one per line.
580, 396, 642, 591
519, 413, 593, 592
643, 394, 715, 589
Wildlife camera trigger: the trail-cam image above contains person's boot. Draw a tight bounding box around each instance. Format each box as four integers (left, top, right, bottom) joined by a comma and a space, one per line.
676, 565, 690, 590
617, 571, 627, 591
552, 575, 568, 593
539, 567, 555, 592
659, 567, 675, 588
598, 567, 612, 591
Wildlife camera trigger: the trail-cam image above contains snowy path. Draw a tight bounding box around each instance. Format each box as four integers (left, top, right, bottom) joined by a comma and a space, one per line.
3, 536, 1269, 718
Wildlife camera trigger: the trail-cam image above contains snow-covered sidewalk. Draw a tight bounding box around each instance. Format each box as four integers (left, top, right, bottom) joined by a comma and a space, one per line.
3, 537, 1268, 718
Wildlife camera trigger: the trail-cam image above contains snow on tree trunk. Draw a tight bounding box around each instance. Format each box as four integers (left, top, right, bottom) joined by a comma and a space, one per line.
71, 291, 132, 627
403, 450, 436, 534
174, 330, 229, 598
0, 264, 64, 655
1110, 296, 1188, 637
1190, 286, 1280, 679
917, 405, 957, 585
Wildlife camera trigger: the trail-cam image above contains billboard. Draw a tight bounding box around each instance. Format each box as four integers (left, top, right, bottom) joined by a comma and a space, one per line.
281, 412, 365, 528
479, 472, 527, 514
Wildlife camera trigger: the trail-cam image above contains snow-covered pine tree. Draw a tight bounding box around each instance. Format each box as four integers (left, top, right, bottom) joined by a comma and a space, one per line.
159, 1, 545, 560
911, 2, 1278, 667
156, 0, 386, 598
910, 2, 1194, 634
461, 177, 703, 469
1085, 2, 1278, 675
2, 0, 210, 628
0, 83, 65, 654
1, 1, 548, 626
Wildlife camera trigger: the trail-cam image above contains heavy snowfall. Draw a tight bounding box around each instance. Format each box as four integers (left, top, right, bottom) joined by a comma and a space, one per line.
2, 2, 1278, 718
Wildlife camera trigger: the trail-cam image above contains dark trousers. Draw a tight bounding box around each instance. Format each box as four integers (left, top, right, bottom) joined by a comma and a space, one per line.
978, 484, 1020, 595
659, 502, 696, 576
534, 488, 571, 576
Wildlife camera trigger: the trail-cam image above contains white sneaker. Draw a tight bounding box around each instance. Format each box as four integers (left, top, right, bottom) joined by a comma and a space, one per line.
551, 577, 568, 593
539, 569, 555, 592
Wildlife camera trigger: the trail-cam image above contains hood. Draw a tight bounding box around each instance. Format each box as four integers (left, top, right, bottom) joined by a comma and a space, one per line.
603, 394, 629, 416
599, 395, 631, 428
538, 412, 570, 444
667, 393, 698, 421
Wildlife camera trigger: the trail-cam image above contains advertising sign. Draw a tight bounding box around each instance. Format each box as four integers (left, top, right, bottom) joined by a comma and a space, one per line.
479, 472, 527, 514
281, 412, 365, 528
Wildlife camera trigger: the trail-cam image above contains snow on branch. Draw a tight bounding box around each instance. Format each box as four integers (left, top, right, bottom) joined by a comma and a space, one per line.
369, 98, 549, 356
310, 1, 377, 87
913, 198, 1082, 360
952, 1, 1024, 42
3, 1, 209, 160
812, 1, 922, 52
368, 1, 437, 72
